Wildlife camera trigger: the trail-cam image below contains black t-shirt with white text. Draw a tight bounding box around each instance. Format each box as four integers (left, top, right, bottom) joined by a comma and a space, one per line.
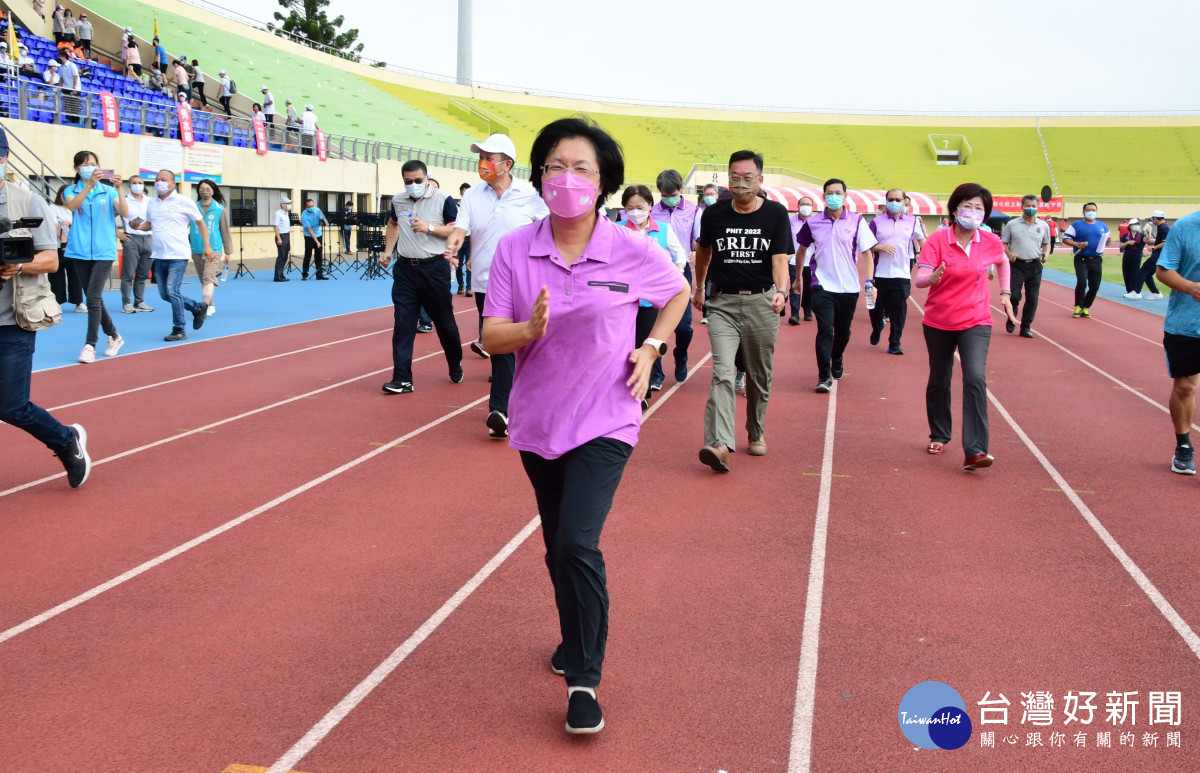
698, 198, 794, 292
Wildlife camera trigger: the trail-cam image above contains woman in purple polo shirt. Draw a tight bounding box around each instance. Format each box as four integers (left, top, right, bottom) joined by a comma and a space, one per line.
482, 118, 690, 735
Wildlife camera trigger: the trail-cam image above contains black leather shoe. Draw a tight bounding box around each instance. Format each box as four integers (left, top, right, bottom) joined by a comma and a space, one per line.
1005, 320, 1015, 334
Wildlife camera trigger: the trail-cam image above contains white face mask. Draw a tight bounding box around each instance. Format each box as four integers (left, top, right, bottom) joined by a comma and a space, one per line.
406, 182, 426, 199
155, 180, 172, 195
1084, 211, 1097, 221
798, 205, 813, 217
129, 182, 144, 194
627, 208, 649, 225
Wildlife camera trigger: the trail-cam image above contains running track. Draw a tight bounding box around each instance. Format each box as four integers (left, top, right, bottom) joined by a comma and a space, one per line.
2, 281, 1198, 772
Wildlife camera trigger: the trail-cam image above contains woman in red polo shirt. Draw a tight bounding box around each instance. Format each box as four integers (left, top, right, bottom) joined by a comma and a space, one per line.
914, 183, 1017, 470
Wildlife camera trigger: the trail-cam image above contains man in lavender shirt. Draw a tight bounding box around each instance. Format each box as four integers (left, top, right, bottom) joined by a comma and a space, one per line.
649, 168, 697, 385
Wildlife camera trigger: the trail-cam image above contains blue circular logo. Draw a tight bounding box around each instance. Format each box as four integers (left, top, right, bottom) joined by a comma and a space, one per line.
898, 681, 973, 750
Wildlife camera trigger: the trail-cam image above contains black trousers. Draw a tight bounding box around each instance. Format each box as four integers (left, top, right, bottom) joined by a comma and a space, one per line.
1009, 260, 1042, 333
475, 292, 514, 415
520, 436, 633, 688
390, 258, 462, 383
194, 81, 207, 106
274, 234, 290, 280
1137, 253, 1161, 295
1073, 255, 1102, 308
48, 247, 83, 305
801, 265, 814, 317
868, 277, 910, 349
924, 324, 991, 457
811, 285, 859, 381
1122, 251, 1143, 293
220, 96, 231, 116
302, 235, 324, 278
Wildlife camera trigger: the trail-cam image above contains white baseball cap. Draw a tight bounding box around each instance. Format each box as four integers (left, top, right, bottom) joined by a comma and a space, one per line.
1152, 209, 1167, 219
218, 69, 226, 75
305, 104, 313, 111
48, 60, 59, 67
280, 196, 292, 204
1128, 217, 1140, 226
261, 85, 269, 92
470, 133, 517, 161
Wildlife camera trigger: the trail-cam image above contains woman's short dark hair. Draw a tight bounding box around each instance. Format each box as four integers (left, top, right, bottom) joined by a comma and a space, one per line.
529, 117, 623, 212
947, 182, 993, 222
198, 178, 225, 205
621, 184, 654, 209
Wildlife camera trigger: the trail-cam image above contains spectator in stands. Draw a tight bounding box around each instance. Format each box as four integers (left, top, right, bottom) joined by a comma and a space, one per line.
0, 43, 13, 74
190, 60, 208, 107
18, 45, 37, 78
1118, 217, 1147, 298
251, 102, 263, 122
1061, 202, 1109, 317
129, 169, 213, 341
63, 151, 126, 363
173, 59, 190, 101
480, 119, 687, 735
153, 37, 167, 70
695, 150, 792, 468
261, 86, 276, 124
300, 197, 328, 279
914, 183, 1016, 470
52, 4, 65, 44
62, 9, 75, 44
1000, 194, 1051, 338
0, 132, 92, 488
648, 169, 697, 387
300, 104, 319, 155
1137, 210, 1171, 300
272, 196, 292, 281
43, 59, 60, 86
117, 174, 154, 314
191, 179, 231, 314
48, 184, 83, 310
379, 159, 462, 394
124, 37, 142, 79
217, 69, 232, 116
57, 51, 80, 125
794, 178, 878, 393
76, 13, 92, 58
147, 62, 167, 95
1153, 209, 1200, 474
285, 99, 299, 128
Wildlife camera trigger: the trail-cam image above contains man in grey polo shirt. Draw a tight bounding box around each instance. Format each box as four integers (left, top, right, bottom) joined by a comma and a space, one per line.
380, 159, 462, 394
1001, 194, 1051, 338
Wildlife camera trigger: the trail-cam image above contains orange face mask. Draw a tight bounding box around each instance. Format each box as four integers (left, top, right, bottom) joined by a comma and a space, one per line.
478, 159, 500, 181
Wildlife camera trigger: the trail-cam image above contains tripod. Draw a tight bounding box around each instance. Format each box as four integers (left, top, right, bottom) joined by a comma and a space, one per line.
234, 223, 253, 278
322, 229, 341, 279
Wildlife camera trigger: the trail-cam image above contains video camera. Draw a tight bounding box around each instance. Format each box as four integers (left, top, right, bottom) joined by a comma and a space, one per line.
0, 216, 42, 288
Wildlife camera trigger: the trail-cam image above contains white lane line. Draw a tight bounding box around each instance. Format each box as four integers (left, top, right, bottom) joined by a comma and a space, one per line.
1038, 296, 1163, 347
0, 394, 491, 646
265, 515, 543, 773
787, 378, 839, 773
987, 303, 1198, 432
266, 352, 714, 773
910, 297, 1200, 661
46, 329, 390, 411
1, 345, 467, 499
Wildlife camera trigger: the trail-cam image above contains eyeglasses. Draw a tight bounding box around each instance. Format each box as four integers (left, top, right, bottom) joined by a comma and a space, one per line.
728, 174, 760, 183
542, 163, 599, 178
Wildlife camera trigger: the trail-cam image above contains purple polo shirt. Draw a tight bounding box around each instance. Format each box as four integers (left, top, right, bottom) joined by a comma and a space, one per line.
796, 208, 878, 294
484, 216, 688, 459
650, 197, 699, 254
869, 211, 923, 278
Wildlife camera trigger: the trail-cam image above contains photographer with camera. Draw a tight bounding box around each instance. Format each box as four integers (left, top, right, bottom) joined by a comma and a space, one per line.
63, 150, 127, 363
0, 128, 92, 487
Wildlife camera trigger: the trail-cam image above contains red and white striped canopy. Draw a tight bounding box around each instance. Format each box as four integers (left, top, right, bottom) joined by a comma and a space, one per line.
761, 186, 943, 215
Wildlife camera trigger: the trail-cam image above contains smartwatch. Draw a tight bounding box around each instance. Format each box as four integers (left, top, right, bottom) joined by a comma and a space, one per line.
643, 337, 668, 357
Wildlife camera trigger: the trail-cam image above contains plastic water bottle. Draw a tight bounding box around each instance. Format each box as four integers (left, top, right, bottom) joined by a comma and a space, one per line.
865, 280, 875, 310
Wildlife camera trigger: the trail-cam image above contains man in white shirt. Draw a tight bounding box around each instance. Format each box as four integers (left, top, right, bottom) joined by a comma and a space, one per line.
117, 174, 155, 313
300, 104, 319, 155
56, 51, 80, 125
444, 133, 548, 437
261, 86, 275, 124
76, 13, 93, 57
131, 170, 214, 340
273, 196, 293, 281
43, 59, 59, 85
217, 69, 232, 116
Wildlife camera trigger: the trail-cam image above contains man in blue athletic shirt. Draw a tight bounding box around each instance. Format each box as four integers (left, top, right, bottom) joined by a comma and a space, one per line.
1153, 211, 1200, 474
1061, 202, 1109, 318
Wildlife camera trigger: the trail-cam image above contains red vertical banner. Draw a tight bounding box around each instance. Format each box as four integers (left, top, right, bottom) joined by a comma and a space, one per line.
253, 118, 268, 155
177, 104, 194, 146
316, 129, 327, 162
100, 91, 119, 137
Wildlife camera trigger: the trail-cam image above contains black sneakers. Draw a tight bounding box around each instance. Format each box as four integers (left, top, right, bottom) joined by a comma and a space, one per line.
831, 361, 844, 380
450, 366, 465, 384
486, 410, 509, 438
550, 645, 565, 675
54, 424, 91, 488
815, 378, 833, 394
382, 381, 414, 394
565, 690, 604, 734
164, 328, 186, 342
192, 303, 209, 330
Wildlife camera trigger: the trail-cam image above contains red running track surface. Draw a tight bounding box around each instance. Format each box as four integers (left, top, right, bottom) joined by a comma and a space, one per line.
1, 287, 1198, 772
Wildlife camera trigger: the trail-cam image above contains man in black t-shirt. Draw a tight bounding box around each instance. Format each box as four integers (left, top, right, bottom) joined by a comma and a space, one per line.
693, 150, 793, 472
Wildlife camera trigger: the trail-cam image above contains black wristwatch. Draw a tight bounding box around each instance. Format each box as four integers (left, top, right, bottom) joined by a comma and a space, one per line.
643, 337, 668, 357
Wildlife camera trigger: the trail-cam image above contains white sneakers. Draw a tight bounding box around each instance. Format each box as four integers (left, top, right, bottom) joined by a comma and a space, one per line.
104, 334, 124, 357
1147, 292, 1165, 300
206, 303, 216, 317
78, 344, 95, 363
1123, 291, 1142, 299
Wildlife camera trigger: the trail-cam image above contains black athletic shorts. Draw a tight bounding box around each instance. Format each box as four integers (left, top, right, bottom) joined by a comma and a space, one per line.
1164, 331, 1200, 378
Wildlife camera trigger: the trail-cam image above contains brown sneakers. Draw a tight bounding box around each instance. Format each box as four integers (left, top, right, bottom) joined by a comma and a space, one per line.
698, 444, 731, 472
748, 439, 767, 456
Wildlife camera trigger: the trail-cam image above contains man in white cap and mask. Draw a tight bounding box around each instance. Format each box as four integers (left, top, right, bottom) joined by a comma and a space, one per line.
444, 133, 548, 438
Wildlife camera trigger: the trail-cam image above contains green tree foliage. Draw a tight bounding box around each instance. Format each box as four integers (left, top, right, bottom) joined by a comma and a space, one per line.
271, 0, 364, 60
